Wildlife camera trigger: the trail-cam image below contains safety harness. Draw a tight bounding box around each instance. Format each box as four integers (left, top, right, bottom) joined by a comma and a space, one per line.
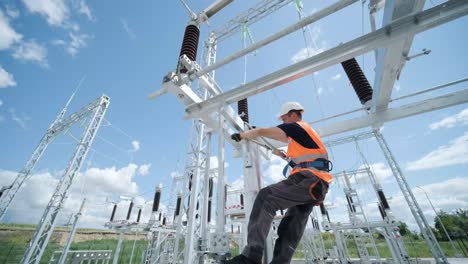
243, 122, 333, 178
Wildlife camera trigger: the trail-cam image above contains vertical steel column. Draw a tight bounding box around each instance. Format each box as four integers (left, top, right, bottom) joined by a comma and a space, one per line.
240, 129, 267, 252
58, 199, 86, 264
129, 231, 138, 264
182, 119, 207, 264
113, 232, 125, 264
200, 131, 212, 259
216, 113, 226, 233
373, 129, 448, 264
174, 32, 220, 264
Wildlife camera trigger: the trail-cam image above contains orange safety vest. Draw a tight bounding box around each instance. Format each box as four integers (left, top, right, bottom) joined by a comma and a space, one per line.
286, 121, 333, 184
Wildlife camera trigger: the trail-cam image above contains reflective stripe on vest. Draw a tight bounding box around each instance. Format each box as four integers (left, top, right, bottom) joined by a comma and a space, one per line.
286, 121, 333, 183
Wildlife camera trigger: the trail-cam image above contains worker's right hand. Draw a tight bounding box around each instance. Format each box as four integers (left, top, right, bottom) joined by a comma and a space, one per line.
231, 133, 242, 142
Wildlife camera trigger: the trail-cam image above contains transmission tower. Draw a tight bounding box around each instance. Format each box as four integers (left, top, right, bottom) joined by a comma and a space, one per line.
20, 95, 110, 264
148, 0, 468, 263
0, 92, 76, 220
373, 129, 448, 264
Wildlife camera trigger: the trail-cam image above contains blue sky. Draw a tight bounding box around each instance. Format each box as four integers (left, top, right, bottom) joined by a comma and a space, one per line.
0, 0, 467, 231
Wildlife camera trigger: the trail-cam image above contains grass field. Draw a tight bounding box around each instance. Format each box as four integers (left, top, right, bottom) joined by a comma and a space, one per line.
0, 223, 466, 263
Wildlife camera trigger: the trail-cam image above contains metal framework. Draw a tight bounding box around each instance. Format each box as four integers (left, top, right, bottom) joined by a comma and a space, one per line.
147, 0, 468, 263
49, 250, 112, 264
211, 0, 296, 42
172, 34, 218, 264
185, 0, 468, 119
21, 95, 110, 264
340, 170, 382, 262
0, 92, 79, 220
374, 129, 448, 263
58, 199, 86, 264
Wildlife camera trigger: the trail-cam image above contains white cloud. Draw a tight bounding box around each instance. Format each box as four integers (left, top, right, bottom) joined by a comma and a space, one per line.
0, 99, 3, 106
406, 133, 468, 170
53, 32, 90, 56
51, 39, 66, 45
9, 108, 29, 129
388, 177, 468, 230
357, 163, 393, 183
131, 140, 140, 152
66, 32, 90, 56
430, 108, 468, 130
0, 10, 22, 50
0, 163, 151, 227
262, 154, 288, 184
22, 0, 69, 26
12, 40, 48, 67
0, 169, 17, 186
138, 164, 151, 176
0, 170, 59, 224
76, 164, 140, 196
394, 82, 401, 92
0, 66, 17, 88
77, 0, 93, 21
291, 46, 324, 63
290, 25, 324, 63
5, 5, 20, 19
331, 74, 341, 80
229, 176, 244, 191
121, 18, 136, 39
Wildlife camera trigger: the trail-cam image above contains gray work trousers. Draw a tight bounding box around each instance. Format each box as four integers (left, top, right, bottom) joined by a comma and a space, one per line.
242, 170, 329, 264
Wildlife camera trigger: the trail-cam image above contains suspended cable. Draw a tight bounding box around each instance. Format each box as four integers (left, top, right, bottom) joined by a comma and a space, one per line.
294, 0, 326, 119
241, 23, 249, 85
361, 0, 365, 70
67, 131, 127, 165
293, 0, 342, 169
390, 76, 468, 102
96, 135, 131, 156
103, 118, 135, 141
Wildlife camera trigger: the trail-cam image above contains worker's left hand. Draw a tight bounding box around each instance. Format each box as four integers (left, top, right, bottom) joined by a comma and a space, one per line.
231, 133, 242, 142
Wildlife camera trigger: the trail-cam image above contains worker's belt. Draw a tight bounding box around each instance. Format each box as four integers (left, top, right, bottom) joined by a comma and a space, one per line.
283, 159, 332, 177
294, 159, 332, 172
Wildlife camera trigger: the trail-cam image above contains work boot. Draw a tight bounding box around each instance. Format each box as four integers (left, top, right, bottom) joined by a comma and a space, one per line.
223, 254, 258, 264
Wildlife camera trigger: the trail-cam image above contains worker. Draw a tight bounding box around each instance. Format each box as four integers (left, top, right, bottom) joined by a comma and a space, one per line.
225, 101, 333, 264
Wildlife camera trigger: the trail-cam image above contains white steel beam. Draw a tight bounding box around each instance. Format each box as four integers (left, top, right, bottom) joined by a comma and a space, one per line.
196, 0, 359, 78
371, 0, 425, 112
185, 0, 468, 117
316, 89, 468, 137
211, 0, 296, 42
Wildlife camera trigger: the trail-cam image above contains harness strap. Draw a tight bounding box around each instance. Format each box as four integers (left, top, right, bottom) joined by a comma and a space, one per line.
282, 159, 333, 177
291, 153, 328, 164
293, 159, 331, 172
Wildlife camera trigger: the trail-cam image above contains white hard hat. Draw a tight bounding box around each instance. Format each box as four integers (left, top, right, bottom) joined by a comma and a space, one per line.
277, 101, 304, 118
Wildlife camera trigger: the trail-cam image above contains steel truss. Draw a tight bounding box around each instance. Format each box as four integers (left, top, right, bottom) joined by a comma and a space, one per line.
323, 130, 444, 263
0, 94, 102, 220
172, 35, 220, 264
20, 95, 110, 264
57, 199, 86, 264
211, 0, 296, 42
149, 0, 467, 263
49, 250, 112, 264
374, 129, 448, 263
185, 0, 468, 121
